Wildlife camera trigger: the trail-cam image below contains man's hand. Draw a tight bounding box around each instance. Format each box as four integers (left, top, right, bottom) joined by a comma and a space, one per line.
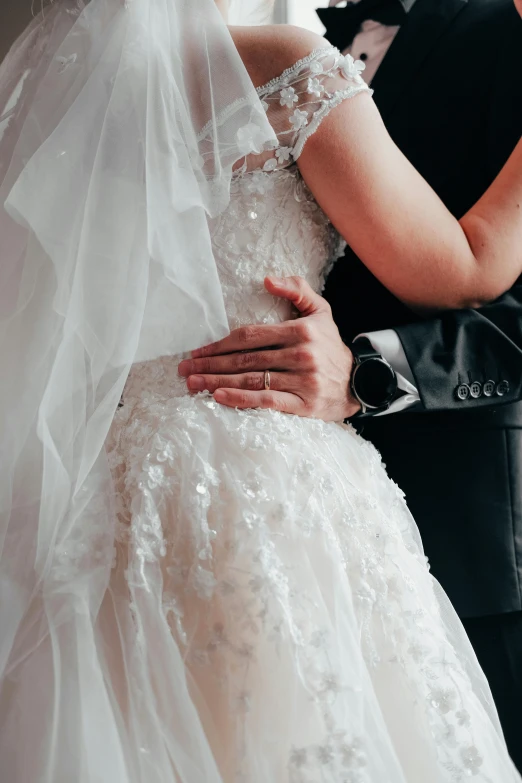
515, 0, 522, 18
178, 276, 361, 421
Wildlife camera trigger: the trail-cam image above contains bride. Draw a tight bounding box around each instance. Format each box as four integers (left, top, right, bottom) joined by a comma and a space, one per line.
1, 0, 522, 781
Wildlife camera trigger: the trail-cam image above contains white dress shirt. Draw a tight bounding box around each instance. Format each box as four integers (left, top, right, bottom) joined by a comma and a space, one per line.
332, 0, 422, 413
346, 18, 401, 84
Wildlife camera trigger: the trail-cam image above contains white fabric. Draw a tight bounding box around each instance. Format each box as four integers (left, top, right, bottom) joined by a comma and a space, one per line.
360, 329, 422, 414
1, 35, 520, 781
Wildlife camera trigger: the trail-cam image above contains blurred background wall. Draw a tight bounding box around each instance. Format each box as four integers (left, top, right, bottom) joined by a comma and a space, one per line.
0, 0, 34, 61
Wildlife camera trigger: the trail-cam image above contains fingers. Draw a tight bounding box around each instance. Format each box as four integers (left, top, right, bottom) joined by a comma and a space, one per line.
213, 388, 307, 415
190, 278, 330, 360
191, 322, 295, 359
186, 371, 301, 395
179, 347, 310, 378
264, 275, 331, 317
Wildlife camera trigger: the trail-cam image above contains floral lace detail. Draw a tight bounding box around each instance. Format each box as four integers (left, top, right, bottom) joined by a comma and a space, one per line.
209, 167, 344, 333
258, 47, 369, 165
234, 47, 371, 178
107, 392, 496, 781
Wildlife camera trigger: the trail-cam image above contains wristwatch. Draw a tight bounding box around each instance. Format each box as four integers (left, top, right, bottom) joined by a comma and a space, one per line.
349, 337, 400, 416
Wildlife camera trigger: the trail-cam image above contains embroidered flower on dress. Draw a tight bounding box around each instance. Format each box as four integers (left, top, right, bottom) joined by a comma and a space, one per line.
276, 146, 292, 165
147, 464, 167, 490
310, 60, 324, 74
460, 745, 483, 775
236, 122, 267, 156
289, 747, 308, 768
279, 86, 298, 108
340, 53, 366, 82
317, 744, 335, 765
428, 686, 459, 715
246, 170, 274, 195
289, 108, 308, 131
456, 709, 472, 727
307, 77, 324, 98
342, 742, 367, 771
193, 566, 218, 600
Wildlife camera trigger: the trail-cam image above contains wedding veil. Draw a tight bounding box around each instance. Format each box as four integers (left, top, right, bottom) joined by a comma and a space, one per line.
0, 1, 274, 775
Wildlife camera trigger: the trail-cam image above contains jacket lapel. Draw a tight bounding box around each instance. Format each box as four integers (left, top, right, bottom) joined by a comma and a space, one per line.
371, 0, 468, 122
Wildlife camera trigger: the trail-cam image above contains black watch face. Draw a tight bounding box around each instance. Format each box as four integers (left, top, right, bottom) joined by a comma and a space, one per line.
353, 359, 397, 409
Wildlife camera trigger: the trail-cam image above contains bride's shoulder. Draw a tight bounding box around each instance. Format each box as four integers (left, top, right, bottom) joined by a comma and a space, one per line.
231, 24, 331, 89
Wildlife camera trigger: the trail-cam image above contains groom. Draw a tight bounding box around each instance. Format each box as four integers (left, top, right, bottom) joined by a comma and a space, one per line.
179, 0, 522, 765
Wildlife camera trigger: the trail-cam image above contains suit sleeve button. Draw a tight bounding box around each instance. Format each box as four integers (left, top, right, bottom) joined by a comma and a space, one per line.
496, 380, 510, 397
469, 381, 482, 399
456, 383, 470, 401
483, 380, 496, 397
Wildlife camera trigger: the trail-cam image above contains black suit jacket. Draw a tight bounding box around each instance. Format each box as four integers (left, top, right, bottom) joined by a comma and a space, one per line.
323, 0, 522, 618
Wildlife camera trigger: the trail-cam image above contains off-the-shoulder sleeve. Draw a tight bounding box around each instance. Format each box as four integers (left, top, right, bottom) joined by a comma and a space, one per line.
257, 47, 372, 169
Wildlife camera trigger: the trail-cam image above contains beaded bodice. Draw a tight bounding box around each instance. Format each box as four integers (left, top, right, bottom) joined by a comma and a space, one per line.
124, 48, 370, 403
212, 166, 344, 331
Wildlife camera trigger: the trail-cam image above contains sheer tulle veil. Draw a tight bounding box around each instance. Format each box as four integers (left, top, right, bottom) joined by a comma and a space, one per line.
0, 1, 275, 777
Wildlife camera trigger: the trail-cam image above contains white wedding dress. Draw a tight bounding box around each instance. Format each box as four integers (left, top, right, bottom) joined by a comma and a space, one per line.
5, 46, 518, 783
101, 48, 521, 783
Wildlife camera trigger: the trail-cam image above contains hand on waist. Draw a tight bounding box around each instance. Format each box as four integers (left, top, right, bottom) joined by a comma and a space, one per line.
177, 276, 361, 421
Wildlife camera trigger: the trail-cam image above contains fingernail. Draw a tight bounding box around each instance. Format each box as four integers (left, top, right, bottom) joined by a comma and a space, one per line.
187, 375, 206, 391
214, 389, 229, 403
178, 360, 190, 377
267, 275, 284, 285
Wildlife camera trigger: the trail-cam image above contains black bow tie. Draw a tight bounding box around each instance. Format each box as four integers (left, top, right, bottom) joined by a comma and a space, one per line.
317, 0, 407, 52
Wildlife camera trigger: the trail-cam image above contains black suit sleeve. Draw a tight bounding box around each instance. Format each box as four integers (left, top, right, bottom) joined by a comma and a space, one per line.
395, 15, 522, 413
395, 282, 522, 411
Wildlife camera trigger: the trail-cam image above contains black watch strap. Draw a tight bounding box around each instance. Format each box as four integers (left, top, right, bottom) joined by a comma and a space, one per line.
350, 336, 382, 363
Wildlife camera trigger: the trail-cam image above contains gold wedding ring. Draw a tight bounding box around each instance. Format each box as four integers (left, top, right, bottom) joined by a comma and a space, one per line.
264, 371, 271, 391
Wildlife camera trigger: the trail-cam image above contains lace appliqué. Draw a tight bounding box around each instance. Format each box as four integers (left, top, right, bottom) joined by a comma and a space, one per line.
107, 394, 494, 780
234, 47, 371, 178
260, 47, 370, 166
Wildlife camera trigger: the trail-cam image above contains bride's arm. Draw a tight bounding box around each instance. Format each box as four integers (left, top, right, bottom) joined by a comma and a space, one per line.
299, 90, 522, 311
233, 20, 522, 311
240, 16, 517, 313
